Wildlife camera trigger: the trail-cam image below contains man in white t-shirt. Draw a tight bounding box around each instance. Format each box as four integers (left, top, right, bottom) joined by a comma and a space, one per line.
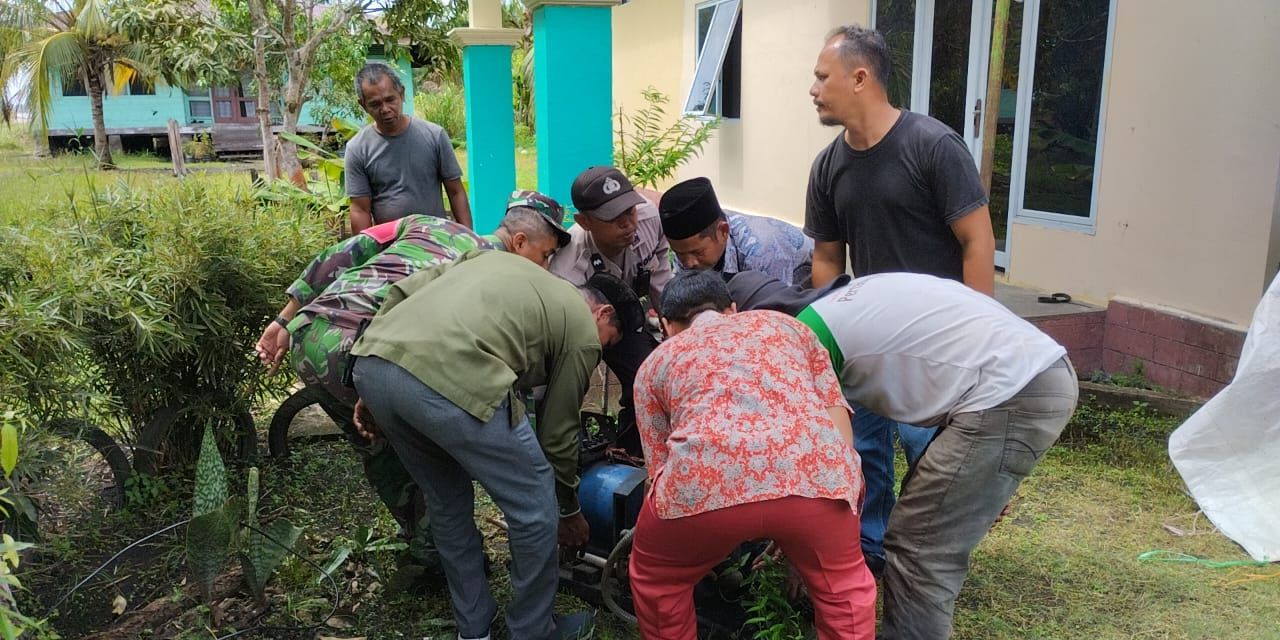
726, 270, 1079, 640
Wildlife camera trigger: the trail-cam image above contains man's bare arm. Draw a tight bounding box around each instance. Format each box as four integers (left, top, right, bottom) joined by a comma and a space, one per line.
349, 196, 375, 234
444, 179, 472, 229
811, 240, 847, 287
950, 206, 996, 296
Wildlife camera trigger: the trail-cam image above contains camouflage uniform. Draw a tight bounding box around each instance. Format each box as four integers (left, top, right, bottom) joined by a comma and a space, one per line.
282, 192, 565, 567
286, 215, 497, 566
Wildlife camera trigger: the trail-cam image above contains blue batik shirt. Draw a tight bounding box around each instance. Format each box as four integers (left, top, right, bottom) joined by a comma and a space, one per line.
683, 212, 814, 285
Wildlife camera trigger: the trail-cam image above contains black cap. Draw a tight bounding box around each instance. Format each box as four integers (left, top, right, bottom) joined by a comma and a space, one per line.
570, 167, 647, 221
726, 271, 852, 316
587, 272, 646, 334
659, 177, 724, 240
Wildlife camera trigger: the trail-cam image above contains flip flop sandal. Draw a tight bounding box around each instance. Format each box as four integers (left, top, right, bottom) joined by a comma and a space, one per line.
1037, 292, 1073, 304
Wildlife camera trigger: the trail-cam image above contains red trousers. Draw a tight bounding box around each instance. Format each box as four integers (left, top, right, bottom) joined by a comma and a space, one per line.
629, 496, 877, 640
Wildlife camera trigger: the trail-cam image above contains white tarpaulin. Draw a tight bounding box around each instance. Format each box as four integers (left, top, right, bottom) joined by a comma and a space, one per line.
1169, 274, 1280, 562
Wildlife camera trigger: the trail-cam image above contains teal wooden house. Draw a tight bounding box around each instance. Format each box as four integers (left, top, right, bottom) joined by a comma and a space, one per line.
45, 48, 413, 155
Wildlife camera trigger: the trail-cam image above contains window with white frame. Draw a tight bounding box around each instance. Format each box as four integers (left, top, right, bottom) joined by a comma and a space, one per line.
685, 0, 741, 118
1013, 0, 1114, 228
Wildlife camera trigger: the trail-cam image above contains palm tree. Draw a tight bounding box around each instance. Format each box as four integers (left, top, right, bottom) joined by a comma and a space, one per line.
0, 0, 154, 168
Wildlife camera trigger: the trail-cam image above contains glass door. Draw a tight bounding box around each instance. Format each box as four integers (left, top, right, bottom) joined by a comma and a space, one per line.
921, 0, 980, 156
875, 0, 1025, 269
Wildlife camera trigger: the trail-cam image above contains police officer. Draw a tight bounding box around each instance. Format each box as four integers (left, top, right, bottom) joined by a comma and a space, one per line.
549, 166, 674, 451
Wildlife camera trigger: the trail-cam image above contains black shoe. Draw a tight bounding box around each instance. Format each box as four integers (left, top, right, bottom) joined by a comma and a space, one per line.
865, 553, 886, 580
548, 611, 595, 639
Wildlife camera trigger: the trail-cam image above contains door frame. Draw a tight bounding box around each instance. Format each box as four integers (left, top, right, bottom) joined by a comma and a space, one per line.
878, 0, 1015, 269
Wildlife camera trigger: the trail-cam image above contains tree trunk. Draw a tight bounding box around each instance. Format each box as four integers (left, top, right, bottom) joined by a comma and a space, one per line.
276, 62, 308, 187
980, 0, 1012, 193
248, 0, 279, 178
85, 71, 114, 169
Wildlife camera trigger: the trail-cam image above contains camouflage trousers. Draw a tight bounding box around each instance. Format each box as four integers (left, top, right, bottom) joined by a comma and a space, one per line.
292, 316, 437, 567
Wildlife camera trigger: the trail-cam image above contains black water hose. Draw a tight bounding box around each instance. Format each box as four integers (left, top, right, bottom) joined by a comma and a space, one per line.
599, 528, 637, 626
42, 519, 340, 640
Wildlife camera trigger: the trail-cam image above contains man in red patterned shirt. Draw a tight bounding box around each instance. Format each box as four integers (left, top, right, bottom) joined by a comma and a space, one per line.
629, 270, 876, 640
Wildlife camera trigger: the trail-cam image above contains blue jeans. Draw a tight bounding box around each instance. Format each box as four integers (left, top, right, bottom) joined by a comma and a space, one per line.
853, 405, 937, 568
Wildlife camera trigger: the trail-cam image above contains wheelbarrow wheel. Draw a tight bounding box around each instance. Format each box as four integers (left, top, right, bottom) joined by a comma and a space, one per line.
268, 386, 348, 459
46, 418, 132, 510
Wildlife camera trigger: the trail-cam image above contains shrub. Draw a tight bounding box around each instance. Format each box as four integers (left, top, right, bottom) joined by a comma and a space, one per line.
514, 122, 536, 148
0, 227, 99, 425
182, 133, 215, 162
414, 81, 467, 143
257, 131, 350, 226
1, 179, 334, 477
614, 87, 719, 188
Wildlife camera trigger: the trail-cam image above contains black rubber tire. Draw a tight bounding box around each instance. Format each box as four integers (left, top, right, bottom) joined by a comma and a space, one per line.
131, 404, 180, 477
268, 387, 347, 459
45, 418, 132, 510
232, 409, 259, 464
133, 403, 257, 469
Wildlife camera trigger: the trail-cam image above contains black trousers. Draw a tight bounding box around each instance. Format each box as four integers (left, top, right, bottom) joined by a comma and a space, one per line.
601, 328, 659, 455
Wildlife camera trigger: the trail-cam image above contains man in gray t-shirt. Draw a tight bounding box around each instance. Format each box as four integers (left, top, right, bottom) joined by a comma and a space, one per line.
345, 63, 470, 233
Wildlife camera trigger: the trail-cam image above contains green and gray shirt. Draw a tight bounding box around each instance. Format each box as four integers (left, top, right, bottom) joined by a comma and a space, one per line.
351, 250, 602, 517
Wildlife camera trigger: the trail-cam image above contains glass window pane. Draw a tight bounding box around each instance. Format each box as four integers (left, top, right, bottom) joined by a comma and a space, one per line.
928, 0, 974, 137
128, 76, 154, 95
695, 3, 720, 116
1022, 0, 1110, 217
214, 87, 232, 98
216, 102, 233, 118
190, 101, 212, 118
685, 0, 740, 115
875, 0, 917, 109
241, 101, 257, 118
696, 5, 716, 54
187, 86, 210, 97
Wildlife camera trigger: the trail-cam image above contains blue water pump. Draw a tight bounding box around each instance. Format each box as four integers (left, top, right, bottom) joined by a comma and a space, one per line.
577, 462, 647, 556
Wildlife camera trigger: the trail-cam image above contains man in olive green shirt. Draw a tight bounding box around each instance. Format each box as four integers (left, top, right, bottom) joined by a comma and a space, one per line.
349, 250, 640, 640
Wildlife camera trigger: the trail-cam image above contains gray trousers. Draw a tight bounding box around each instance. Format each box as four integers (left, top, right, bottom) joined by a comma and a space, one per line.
880, 357, 1079, 640
354, 356, 558, 640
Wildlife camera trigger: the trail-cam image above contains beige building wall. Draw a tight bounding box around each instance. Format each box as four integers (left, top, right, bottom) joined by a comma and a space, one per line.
613, 0, 1280, 327
1008, 1, 1280, 328
614, 0, 871, 206
612, 0, 685, 140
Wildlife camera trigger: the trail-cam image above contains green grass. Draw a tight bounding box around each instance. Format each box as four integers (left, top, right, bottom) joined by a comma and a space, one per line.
18, 400, 1279, 639
454, 144, 540, 193
0, 125, 540, 218
4, 138, 1275, 638
0, 124, 251, 216
949, 401, 1280, 640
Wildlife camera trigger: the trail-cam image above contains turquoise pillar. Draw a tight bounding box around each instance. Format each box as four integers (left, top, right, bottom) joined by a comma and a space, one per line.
452, 27, 524, 233
530, 1, 621, 209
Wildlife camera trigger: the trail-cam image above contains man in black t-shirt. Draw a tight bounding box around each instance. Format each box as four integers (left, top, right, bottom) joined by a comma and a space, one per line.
804, 24, 997, 640
806, 28, 994, 289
